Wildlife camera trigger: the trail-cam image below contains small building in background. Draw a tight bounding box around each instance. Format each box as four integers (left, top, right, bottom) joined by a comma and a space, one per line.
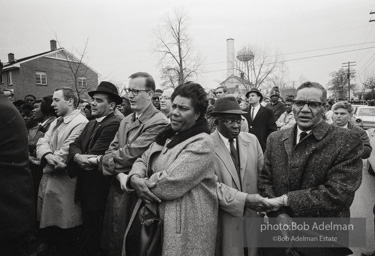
0, 40, 99, 101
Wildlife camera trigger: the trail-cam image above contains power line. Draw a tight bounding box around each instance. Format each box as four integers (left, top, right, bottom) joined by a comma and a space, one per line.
200, 46, 375, 74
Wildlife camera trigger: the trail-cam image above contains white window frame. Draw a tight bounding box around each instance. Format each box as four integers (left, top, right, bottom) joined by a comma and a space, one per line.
8, 71, 12, 85
78, 77, 87, 88
36, 71, 47, 85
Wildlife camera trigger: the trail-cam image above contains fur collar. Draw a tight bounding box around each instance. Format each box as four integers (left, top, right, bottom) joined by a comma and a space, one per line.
155, 118, 210, 149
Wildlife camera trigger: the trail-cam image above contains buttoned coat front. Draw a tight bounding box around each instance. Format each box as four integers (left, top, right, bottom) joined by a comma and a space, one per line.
245, 105, 277, 152
258, 121, 363, 218
212, 130, 263, 256
36, 109, 88, 228
124, 132, 218, 256
100, 103, 169, 256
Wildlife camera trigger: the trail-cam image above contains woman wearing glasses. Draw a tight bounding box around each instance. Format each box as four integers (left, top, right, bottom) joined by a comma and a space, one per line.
125, 82, 218, 256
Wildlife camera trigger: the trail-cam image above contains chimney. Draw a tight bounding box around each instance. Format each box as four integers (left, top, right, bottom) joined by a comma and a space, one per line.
50, 40, 57, 51
226, 38, 235, 78
8, 53, 15, 63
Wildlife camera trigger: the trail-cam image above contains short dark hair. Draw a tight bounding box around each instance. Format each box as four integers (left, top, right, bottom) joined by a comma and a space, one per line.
129, 72, 155, 92
297, 81, 327, 103
208, 98, 216, 105
332, 101, 353, 115
171, 82, 208, 120
54, 87, 78, 108
285, 96, 294, 103
24, 94, 36, 101
40, 95, 57, 116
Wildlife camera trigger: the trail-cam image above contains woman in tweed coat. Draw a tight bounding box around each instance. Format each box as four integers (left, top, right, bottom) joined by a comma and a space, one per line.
124, 82, 218, 256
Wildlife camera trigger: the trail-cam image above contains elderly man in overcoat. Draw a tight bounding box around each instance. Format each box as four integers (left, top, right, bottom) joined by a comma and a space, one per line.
92, 72, 169, 256
258, 81, 363, 256
211, 97, 272, 256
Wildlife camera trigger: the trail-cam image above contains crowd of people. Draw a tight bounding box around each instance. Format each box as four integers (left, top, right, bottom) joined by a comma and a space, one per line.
0, 65, 372, 256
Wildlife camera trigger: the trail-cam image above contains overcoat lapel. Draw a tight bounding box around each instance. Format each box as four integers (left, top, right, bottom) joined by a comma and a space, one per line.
238, 133, 250, 184
212, 131, 242, 190
252, 106, 264, 124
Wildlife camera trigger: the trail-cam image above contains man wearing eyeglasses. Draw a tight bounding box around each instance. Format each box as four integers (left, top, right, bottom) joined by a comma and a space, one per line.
160, 87, 174, 118
211, 97, 272, 256
91, 72, 169, 256
258, 81, 363, 256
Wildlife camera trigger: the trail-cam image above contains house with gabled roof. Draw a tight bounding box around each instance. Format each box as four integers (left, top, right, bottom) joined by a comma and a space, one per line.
0, 40, 99, 101
219, 74, 253, 96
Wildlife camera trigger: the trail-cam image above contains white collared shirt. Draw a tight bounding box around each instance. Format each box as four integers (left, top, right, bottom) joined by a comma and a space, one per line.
95, 115, 106, 123
250, 103, 261, 119
296, 127, 311, 144
218, 131, 236, 152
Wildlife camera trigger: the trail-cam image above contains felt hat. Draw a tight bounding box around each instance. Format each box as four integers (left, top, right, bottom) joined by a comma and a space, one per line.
211, 96, 247, 116
245, 88, 263, 102
88, 81, 122, 105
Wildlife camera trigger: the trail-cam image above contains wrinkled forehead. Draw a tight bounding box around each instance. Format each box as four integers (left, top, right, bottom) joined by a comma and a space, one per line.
295, 88, 324, 102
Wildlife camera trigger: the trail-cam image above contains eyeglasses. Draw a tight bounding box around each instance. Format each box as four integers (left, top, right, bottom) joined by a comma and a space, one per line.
125, 88, 150, 96
159, 96, 171, 100
221, 119, 242, 125
293, 100, 323, 109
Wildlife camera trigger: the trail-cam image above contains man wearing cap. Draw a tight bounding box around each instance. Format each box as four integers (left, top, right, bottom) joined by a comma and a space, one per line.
152, 89, 163, 110
67, 81, 122, 256
211, 97, 272, 256
89, 72, 169, 256
266, 86, 286, 121
245, 88, 277, 152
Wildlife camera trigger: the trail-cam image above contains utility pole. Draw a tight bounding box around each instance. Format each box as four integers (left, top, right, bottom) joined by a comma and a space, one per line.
342, 61, 356, 101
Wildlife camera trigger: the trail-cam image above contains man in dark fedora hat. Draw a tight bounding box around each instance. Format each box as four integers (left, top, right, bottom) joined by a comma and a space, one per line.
67, 81, 122, 256
211, 96, 274, 256
245, 88, 277, 152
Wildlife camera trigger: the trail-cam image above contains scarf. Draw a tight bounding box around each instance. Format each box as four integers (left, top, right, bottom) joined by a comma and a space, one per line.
155, 118, 210, 149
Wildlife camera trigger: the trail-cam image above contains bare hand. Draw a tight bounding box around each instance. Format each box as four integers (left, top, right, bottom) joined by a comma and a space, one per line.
245, 194, 273, 212
265, 196, 285, 212
131, 176, 161, 204
45, 154, 59, 166
54, 160, 67, 170
74, 154, 96, 170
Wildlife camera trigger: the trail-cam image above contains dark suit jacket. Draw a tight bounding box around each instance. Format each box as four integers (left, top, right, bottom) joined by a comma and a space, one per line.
67, 112, 120, 213
245, 105, 277, 151
259, 121, 363, 218
0, 95, 34, 239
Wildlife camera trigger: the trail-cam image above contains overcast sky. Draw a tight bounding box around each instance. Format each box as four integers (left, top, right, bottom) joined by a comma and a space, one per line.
1, 0, 375, 92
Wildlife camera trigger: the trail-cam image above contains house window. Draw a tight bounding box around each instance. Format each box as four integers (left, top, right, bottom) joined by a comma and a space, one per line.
0, 73, 3, 84
78, 77, 87, 88
36, 71, 47, 85
8, 71, 13, 85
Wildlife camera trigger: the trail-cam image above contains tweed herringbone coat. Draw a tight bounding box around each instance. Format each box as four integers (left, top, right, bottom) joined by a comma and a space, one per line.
124, 132, 218, 256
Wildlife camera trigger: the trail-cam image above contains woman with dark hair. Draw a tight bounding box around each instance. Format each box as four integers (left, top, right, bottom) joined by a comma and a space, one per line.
125, 82, 218, 256
29, 96, 57, 155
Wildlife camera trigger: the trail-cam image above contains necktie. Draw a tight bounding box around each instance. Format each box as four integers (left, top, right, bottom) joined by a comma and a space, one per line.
299, 131, 308, 143
229, 139, 240, 177
251, 108, 255, 121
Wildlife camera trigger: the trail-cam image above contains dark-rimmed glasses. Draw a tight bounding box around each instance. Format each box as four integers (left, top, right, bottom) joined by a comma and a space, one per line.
125, 88, 150, 96
293, 100, 323, 109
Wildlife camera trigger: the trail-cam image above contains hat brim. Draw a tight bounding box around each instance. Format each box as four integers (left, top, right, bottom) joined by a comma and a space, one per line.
246, 91, 263, 102
211, 110, 247, 115
88, 90, 123, 105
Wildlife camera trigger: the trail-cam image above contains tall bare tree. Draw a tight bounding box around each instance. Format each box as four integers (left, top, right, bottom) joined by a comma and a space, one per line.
235, 45, 282, 90
56, 39, 94, 102
154, 9, 202, 88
